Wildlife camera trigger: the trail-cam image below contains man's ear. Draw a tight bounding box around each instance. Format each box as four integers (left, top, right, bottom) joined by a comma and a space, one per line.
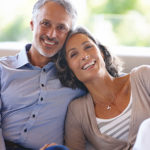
30, 20, 34, 31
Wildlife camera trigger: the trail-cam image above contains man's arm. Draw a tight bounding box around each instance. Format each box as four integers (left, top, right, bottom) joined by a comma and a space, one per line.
0, 98, 6, 150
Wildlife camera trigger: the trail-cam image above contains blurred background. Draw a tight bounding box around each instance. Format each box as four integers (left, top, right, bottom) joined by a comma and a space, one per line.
0, 0, 150, 56
0, 0, 150, 72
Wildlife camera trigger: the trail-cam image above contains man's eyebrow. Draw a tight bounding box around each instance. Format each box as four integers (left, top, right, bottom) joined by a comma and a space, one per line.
59, 23, 70, 30
40, 19, 50, 23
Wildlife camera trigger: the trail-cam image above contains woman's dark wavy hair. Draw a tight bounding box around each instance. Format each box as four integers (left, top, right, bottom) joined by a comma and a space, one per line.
56, 26, 123, 91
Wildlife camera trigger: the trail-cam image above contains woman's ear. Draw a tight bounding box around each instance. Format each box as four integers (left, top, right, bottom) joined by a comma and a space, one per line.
100, 51, 105, 60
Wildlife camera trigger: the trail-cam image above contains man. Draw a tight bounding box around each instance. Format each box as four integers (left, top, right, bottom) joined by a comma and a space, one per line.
0, 0, 84, 149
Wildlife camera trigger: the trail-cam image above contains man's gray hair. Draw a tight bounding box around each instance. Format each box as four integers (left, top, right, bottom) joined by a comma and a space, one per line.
32, 0, 77, 29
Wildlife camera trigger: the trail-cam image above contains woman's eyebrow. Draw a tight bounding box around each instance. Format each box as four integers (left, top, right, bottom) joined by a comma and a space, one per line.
81, 41, 89, 46
67, 48, 76, 53
67, 40, 90, 53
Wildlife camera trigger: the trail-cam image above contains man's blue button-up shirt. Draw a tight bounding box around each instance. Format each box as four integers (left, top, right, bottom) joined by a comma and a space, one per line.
0, 45, 85, 150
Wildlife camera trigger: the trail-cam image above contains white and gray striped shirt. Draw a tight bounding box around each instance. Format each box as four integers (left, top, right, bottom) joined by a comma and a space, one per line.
96, 97, 132, 141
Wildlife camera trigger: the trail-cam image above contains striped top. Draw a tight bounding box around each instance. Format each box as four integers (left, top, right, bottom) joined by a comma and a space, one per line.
96, 97, 132, 141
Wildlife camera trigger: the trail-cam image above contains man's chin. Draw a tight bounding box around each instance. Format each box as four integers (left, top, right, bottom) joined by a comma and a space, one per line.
40, 51, 58, 58
37, 45, 60, 58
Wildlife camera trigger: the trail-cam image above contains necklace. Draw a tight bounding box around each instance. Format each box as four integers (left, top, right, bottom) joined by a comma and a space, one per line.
107, 105, 111, 110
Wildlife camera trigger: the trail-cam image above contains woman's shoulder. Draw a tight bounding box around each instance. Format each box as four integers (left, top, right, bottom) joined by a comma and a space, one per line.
68, 93, 91, 113
130, 65, 150, 87
130, 65, 150, 77
70, 93, 90, 106
67, 93, 93, 121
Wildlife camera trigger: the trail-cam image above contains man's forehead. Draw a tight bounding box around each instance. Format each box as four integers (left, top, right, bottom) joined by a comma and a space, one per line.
37, 2, 72, 27
39, 1, 69, 17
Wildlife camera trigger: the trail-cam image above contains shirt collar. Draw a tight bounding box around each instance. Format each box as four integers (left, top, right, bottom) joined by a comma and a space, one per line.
15, 44, 56, 71
15, 44, 31, 68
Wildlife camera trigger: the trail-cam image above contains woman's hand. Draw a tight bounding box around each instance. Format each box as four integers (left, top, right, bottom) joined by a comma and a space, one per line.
40, 143, 57, 150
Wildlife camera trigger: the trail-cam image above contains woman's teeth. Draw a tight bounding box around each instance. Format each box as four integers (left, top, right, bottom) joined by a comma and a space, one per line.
82, 61, 95, 70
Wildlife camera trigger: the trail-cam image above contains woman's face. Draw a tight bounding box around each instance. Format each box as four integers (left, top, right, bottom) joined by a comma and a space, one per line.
65, 33, 106, 83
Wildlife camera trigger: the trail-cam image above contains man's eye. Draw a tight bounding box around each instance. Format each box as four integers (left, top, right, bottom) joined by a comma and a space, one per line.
41, 21, 50, 26
57, 25, 67, 32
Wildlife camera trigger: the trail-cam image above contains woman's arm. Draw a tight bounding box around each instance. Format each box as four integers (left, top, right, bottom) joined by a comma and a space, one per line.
65, 102, 86, 150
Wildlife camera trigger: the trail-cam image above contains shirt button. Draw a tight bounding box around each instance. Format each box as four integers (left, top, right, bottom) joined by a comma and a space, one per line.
40, 97, 43, 101
24, 129, 27, 132
43, 68, 46, 72
41, 84, 44, 87
32, 114, 35, 118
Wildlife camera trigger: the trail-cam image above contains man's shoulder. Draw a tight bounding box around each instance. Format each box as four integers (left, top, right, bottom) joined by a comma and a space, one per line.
0, 56, 16, 65
0, 45, 28, 68
0, 55, 17, 66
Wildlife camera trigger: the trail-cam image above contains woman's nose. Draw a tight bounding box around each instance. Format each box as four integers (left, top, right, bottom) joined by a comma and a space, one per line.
81, 55, 90, 61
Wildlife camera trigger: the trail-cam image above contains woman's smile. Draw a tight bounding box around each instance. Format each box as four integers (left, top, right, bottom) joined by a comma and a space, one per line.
81, 59, 96, 70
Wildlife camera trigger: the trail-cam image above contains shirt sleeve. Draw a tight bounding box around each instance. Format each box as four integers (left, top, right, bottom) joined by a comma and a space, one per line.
141, 65, 150, 92
0, 67, 6, 150
65, 101, 86, 150
139, 65, 150, 94
0, 98, 6, 150
131, 65, 150, 95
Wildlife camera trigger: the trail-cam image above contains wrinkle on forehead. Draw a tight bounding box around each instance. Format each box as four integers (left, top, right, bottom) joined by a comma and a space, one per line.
36, 1, 72, 28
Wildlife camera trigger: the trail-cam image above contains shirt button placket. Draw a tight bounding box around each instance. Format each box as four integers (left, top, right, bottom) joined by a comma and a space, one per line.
41, 83, 44, 87
24, 128, 27, 133
32, 114, 35, 118
40, 68, 46, 103
40, 97, 43, 101
43, 68, 46, 72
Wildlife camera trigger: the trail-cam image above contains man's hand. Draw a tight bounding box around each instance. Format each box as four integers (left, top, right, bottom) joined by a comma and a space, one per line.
40, 143, 57, 150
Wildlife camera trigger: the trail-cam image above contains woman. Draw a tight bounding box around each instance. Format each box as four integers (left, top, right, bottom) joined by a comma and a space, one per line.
56, 26, 150, 150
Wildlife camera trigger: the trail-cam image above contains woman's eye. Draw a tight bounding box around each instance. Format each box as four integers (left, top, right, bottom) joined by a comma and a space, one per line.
70, 52, 77, 58
85, 45, 93, 50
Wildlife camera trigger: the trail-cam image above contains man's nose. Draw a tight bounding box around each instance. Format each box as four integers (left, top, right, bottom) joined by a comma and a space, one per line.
47, 28, 57, 38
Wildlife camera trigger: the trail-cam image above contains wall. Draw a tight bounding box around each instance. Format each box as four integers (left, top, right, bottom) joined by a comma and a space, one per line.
112, 46, 150, 73
0, 46, 150, 73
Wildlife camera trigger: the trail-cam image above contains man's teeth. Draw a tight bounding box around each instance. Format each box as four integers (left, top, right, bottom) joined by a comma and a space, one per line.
82, 61, 95, 70
44, 40, 55, 45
